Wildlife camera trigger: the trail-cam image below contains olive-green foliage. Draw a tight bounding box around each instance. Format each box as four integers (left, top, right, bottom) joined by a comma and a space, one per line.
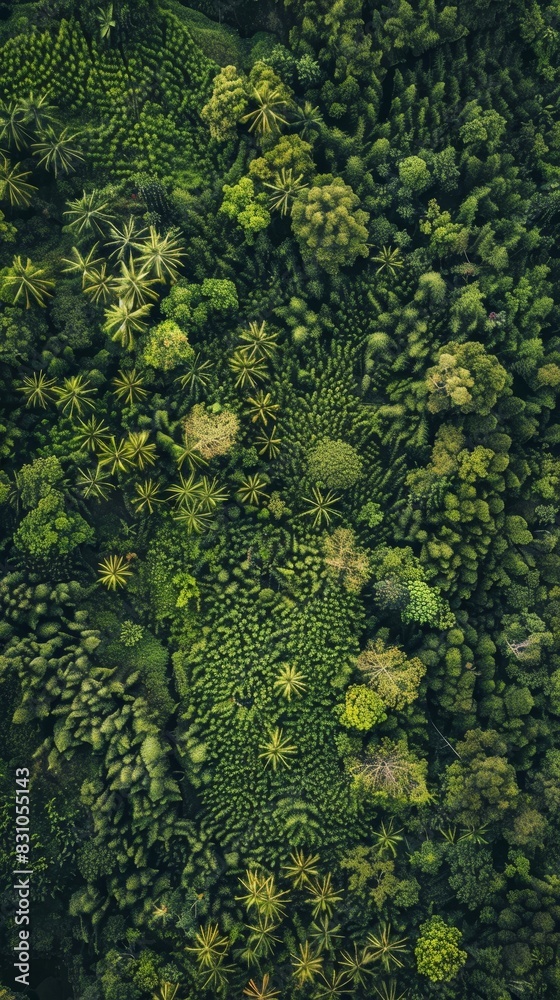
291, 175, 370, 274
140, 319, 194, 371
414, 915, 467, 982
306, 438, 363, 490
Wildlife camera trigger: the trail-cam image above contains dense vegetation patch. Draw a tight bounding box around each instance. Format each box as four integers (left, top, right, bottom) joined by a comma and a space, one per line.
1, 0, 560, 998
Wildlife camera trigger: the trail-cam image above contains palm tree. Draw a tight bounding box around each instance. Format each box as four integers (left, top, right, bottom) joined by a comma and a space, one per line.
166, 472, 203, 508
113, 254, 159, 308
229, 348, 268, 388
73, 416, 110, 452
64, 189, 115, 236
371, 246, 404, 277
197, 475, 229, 511
112, 368, 148, 405
186, 922, 229, 969
17, 370, 57, 408
337, 945, 373, 987
291, 941, 323, 985
265, 168, 308, 216
0, 156, 37, 208
236, 869, 268, 913
83, 263, 115, 304
175, 352, 213, 391
54, 375, 95, 418
124, 430, 157, 470
244, 915, 281, 958
300, 487, 341, 528
172, 497, 213, 534
365, 924, 409, 972
176, 434, 208, 471
152, 984, 179, 1000
239, 320, 279, 359
245, 390, 279, 425
291, 101, 323, 140
97, 3, 116, 42
19, 91, 58, 133
76, 465, 114, 501
282, 849, 320, 888
105, 216, 147, 261
98, 436, 134, 475
103, 301, 152, 350
309, 916, 343, 954
458, 823, 490, 844
132, 479, 163, 514
274, 663, 307, 701
258, 727, 297, 771
98, 554, 133, 589
372, 820, 404, 858
237, 872, 289, 922
31, 125, 84, 177
62, 244, 103, 284
242, 85, 290, 136
237, 474, 269, 505
313, 969, 352, 998
373, 981, 408, 1000
134, 225, 185, 282
305, 874, 342, 919
2, 255, 54, 308
0, 98, 32, 150
256, 429, 282, 459
243, 974, 280, 999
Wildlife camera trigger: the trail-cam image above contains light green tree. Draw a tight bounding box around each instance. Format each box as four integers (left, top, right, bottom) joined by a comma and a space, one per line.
414, 916, 466, 982
292, 176, 369, 274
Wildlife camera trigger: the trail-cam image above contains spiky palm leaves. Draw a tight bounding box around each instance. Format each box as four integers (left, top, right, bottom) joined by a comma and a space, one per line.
132, 479, 163, 514
258, 727, 297, 770
54, 376, 95, 418
237, 474, 269, 505
366, 924, 409, 972
17, 370, 57, 408
175, 352, 213, 392
229, 349, 268, 389
2, 255, 54, 308
62, 244, 104, 284
77, 466, 114, 501
237, 870, 290, 923
73, 416, 110, 452
106, 216, 147, 261
113, 255, 159, 307
242, 85, 290, 136
133, 225, 185, 282
98, 554, 133, 589
305, 874, 343, 919
243, 974, 280, 999
112, 369, 148, 405
265, 167, 308, 216
282, 850, 320, 888
256, 428, 282, 459
0, 156, 37, 207
0, 98, 33, 151
103, 301, 152, 350
168, 472, 228, 534
31, 126, 84, 177
372, 245, 404, 277
186, 923, 233, 993
300, 487, 341, 528
239, 320, 279, 359
65, 189, 115, 236
245, 391, 279, 425
274, 664, 307, 701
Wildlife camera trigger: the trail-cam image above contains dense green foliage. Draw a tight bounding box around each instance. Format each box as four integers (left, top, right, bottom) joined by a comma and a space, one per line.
0, 0, 560, 997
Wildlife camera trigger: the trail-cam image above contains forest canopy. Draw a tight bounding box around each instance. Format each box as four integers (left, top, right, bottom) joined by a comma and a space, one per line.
0, 0, 560, 998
